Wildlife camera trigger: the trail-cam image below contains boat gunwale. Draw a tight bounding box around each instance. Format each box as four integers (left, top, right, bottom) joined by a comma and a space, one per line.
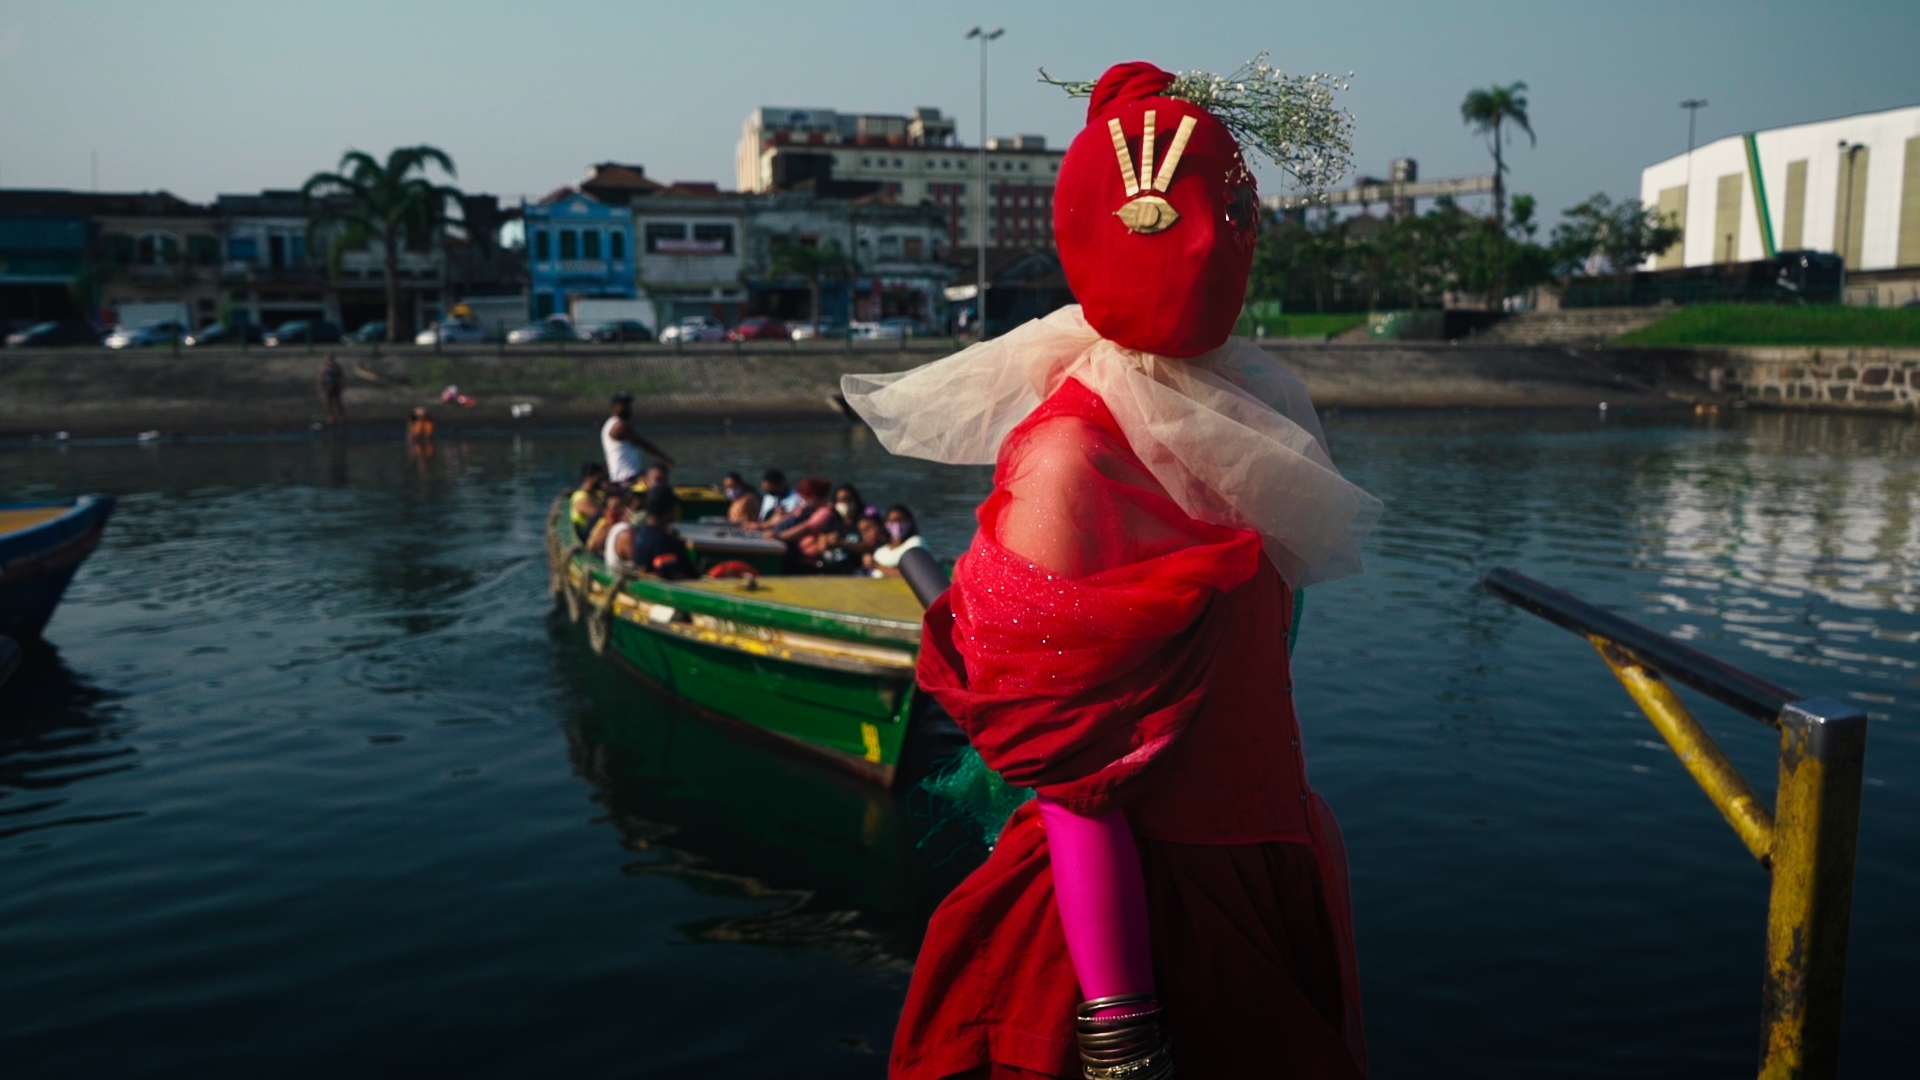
557, 519, 923, 648
0, 496, 104, 545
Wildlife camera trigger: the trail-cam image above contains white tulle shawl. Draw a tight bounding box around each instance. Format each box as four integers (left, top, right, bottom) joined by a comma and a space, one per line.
841, 305, 1381, 587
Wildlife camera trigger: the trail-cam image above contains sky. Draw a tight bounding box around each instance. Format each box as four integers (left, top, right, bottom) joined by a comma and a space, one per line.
2, 1, 1916, 228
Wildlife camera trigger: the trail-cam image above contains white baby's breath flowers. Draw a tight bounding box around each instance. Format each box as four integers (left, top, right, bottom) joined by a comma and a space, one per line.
1040, 53, 1354, 193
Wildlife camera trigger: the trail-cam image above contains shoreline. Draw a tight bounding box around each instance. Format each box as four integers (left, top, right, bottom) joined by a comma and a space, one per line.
2, 339, 1911, 441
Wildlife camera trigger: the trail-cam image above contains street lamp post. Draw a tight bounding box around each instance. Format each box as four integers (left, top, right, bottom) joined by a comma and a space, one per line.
1679, 99, 1707, 258
965, 25, 1003, 338
1837, 140, 1865, 285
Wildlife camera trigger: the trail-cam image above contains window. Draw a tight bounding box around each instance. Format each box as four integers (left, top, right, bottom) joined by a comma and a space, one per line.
559, 230, 579, 259
289, 236, 307, 266
645, 222, 687, 252
188, 235, 218, 265
135, 231, 180, 265
903, 237, 924, 261
609, 230, 625, 259
692, 223, 734, 253
583, 230, 602, 259
534, 230, 550, 260
227, 237, 259, 262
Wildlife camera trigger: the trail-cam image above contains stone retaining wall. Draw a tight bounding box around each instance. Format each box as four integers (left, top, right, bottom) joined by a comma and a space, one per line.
1711, 348, 1920, 415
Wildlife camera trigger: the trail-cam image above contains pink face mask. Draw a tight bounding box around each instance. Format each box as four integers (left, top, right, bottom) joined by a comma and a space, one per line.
886, 521, 908, 543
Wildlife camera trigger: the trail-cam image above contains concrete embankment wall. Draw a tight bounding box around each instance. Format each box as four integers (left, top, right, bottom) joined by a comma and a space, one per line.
4, 337, 1911, 440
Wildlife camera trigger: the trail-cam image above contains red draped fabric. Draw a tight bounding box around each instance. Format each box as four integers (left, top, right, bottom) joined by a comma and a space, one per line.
894, 379, 1366, 1079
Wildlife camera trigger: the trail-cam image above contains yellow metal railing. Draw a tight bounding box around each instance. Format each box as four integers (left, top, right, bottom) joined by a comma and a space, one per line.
1485, 568, 1867, 1080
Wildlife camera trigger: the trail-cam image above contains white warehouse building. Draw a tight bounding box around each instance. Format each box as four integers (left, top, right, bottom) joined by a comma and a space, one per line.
1639, 103, 1920, 303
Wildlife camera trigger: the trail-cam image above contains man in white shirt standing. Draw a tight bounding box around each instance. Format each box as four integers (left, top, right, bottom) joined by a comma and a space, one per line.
601, 392, 675, 487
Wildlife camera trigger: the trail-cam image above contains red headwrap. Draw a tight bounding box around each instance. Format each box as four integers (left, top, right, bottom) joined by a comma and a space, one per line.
1054, 62, 1258, 358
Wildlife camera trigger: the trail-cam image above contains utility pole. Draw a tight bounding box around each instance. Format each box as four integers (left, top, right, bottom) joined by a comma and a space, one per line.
965, 25, 1003, 338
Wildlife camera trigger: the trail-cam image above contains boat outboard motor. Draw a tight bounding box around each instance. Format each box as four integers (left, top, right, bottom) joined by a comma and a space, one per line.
897, 547, 949, 611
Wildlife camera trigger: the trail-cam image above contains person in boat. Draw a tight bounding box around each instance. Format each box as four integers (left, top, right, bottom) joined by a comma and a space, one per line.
584, 486, 632, 562
634, 462, 670, 495
863, 504, 925, 577
601, 391, 675, 488
755, 468, 803, 525
628, 486, 696, 580
772, 477, 839, 573
843, 61, 1380, 1080
569, 462, 610, 542
721, 472, 758, 524
832, 484, 871, 525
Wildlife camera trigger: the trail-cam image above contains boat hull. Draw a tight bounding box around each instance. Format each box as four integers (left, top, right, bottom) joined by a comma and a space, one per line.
0, 497, 114, 640
551, 502, 923, 785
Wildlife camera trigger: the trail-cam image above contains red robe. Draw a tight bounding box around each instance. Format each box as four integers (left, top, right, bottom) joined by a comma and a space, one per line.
892, 379, 1366, 1079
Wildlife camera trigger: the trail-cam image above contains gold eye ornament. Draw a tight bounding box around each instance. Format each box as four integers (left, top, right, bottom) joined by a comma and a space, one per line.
1108, 111, 1198, 235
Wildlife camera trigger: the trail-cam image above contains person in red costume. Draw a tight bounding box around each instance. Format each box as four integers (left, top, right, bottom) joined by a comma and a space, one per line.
845, 60, 1380, 1080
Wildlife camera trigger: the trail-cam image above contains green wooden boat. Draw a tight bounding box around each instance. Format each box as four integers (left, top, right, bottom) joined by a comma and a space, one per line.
547, 498, 927, 786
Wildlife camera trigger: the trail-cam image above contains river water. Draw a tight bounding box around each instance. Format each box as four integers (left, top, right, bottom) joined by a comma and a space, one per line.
2, 411, 1914, 1078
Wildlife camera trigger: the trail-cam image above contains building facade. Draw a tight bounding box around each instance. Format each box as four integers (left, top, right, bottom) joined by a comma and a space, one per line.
0, 190, 221, 329
1640, 103, 1920, 303
743, 193, 950, 325
523, 188, 636, 319
737, 106, 1063, 249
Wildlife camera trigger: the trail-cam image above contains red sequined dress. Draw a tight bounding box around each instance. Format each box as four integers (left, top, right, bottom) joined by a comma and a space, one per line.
890, 378, 1367, 1079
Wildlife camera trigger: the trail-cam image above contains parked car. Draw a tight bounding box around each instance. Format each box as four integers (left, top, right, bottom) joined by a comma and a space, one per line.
581, 319, 654, 343
347, 321, 387, 344
878, 316, 922, 338
5, 321, 100, 348
787, 318, 848, 341
415, 319, 487, 346
183, 321, 265, 347
727, 316, 791, 343
104, 320, 191, 348
263, 319, 344, 347
849, 320, 906, 341
506, 316, 576, 345
658, 316, 726, 344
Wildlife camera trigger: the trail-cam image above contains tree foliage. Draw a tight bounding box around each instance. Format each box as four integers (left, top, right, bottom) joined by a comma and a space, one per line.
302, 146, 462, 342
1250, 191, 1642, 312
1548, 193, 1684, 278
769, 238, 855, 330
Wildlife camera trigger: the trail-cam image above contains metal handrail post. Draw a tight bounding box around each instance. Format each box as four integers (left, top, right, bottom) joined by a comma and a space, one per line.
1758, 697, 1868, 1080
1483, 568, 1870, 1080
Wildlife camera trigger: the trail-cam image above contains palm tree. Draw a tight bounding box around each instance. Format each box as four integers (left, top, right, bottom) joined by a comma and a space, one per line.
769, 238, 854, 333
302, 146, 462, 343
1461, 82, 1534, 301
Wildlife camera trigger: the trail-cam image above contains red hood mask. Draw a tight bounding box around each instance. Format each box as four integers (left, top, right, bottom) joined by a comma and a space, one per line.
1054, 62, 1258, 358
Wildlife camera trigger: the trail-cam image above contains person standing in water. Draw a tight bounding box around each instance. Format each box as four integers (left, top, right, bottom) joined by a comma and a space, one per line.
601, 391, 675, 487
846, 61, 1380, 1079
319, 353, 346, 427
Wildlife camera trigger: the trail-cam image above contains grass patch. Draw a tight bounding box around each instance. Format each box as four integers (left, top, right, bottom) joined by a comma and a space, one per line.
1615, 304, 1920, 347
1237, 312, 1369, 339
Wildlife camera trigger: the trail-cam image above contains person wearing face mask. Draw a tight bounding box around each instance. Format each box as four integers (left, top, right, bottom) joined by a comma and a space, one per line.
865, 504, 926, 577
721, 472, 757, 524
831, 484, 868, 525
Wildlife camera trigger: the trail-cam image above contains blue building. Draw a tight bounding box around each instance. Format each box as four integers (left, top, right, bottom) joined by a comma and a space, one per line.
523, 188, 635, 319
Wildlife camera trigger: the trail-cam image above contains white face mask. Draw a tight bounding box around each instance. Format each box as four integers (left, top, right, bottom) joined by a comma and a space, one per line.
835, 501, 855, 519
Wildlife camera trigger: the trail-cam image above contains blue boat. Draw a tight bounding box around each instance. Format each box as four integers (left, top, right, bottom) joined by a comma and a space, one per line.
0, 496, 115, 640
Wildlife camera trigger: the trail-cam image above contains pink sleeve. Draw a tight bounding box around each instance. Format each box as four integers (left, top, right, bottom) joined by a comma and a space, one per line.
1039, 796, 1155, 1007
